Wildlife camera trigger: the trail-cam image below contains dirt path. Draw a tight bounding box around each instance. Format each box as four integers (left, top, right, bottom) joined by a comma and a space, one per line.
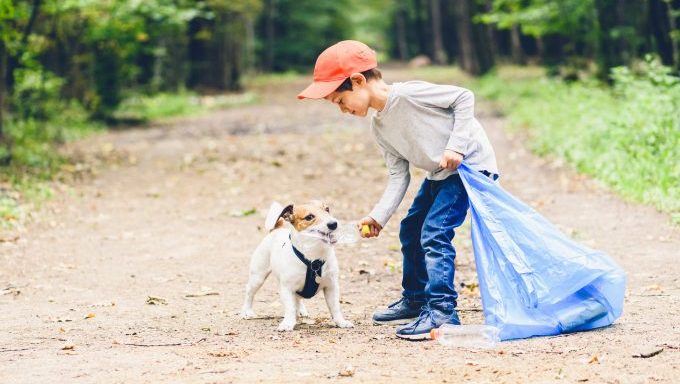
1, 68, 678, 383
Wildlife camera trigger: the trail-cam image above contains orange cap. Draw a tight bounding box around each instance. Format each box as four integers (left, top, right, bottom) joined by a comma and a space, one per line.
297, 40, 377, 100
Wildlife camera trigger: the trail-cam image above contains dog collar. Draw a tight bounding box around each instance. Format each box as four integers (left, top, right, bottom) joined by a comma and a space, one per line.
289, 234, 325, 299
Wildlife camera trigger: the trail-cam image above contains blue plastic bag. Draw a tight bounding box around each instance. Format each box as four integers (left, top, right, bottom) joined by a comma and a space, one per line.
457, 162, 626, 341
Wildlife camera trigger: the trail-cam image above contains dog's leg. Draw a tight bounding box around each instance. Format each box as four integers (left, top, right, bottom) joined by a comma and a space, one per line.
277, 287, 298, 331
296, 297, 309, 318
241, 239, 272, 319
323, 282, 353, 328
240, 270, 270, 319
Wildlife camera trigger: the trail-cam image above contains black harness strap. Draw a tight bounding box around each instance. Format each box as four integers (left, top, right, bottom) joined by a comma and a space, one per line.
290, 234, 325, 299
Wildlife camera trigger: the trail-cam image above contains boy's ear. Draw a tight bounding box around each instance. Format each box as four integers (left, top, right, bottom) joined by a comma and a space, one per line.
350, 73, 366, 86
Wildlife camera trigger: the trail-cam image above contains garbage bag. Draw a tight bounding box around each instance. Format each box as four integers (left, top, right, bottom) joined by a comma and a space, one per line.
457, 162, 626, 340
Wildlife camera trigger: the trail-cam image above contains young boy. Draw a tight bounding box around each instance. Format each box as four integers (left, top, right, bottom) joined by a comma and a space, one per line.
297, 40, 498, 340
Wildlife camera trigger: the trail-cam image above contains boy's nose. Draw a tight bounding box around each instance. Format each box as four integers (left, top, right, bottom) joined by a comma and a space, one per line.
327, 221, 338, 230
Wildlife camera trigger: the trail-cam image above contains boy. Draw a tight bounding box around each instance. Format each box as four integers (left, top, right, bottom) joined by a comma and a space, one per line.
297, 40, 498, 340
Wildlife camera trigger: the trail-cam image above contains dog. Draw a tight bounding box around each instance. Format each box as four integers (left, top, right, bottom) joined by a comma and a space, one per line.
240, 200, 353, 331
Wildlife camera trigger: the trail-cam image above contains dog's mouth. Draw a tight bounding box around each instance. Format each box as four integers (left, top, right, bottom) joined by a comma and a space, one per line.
301, 229, 337, 244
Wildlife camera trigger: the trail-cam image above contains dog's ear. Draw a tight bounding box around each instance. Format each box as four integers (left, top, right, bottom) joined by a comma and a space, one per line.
264, 202, 294, 230
279, 204, 294, 223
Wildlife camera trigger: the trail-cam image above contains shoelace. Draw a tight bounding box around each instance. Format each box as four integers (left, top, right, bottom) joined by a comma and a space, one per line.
387, 298, 405, 309
407, 305, 435, 329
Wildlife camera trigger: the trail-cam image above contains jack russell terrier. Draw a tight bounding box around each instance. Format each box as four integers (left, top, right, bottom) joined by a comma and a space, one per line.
240, 200, 353, 331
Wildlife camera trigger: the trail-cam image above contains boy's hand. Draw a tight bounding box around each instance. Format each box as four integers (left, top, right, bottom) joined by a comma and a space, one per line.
357, 216, 382, 238
439, 149, 464, 170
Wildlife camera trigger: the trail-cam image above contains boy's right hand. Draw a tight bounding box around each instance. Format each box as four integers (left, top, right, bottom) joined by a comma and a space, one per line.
357, 216, 382, 238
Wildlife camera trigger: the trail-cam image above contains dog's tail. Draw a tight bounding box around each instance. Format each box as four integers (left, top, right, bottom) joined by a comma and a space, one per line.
264, 201, 289, 231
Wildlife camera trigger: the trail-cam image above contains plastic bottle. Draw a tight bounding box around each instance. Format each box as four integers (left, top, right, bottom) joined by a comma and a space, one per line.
430, 324, 500, 348
296, 221, 362, 252
333, 221, 362, 245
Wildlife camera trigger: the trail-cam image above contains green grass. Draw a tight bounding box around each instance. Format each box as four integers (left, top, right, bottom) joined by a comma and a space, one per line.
113, 90, 258, 122
472, 63, 680, 223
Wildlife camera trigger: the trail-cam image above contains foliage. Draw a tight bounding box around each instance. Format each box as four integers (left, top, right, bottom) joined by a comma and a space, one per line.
475, 60, 680, 222
257, 0, 354, 71
478, 0, 595, 37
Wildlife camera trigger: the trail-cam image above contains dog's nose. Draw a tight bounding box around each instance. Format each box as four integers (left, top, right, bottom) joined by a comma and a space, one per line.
327, 221, 338, 230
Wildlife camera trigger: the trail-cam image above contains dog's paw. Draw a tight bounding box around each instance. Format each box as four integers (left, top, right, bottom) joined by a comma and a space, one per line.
240, 309, 257, 319
277, 321, 296, 332
335, 319, 354, 328
297, 308, 310, 318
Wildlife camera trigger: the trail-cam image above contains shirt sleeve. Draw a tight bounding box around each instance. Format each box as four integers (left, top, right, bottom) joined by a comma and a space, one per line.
444, 87, 475, 155
368, 145, 410, 228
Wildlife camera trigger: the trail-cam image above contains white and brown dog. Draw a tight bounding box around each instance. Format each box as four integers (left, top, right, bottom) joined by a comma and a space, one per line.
240, 201, 353, 331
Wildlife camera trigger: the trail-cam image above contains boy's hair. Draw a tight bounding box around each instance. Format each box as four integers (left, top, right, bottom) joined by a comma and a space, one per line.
334, 68, 382, 92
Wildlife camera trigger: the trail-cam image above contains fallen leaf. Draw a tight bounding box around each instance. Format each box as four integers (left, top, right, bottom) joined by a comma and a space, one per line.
1, 285, 21, 296
338, 364, 355, 377
185, 288, 219, 298
229, 208, 257, 217
0, 232, 20, 243
84, 313, 96, 319
91, 301, 116, 307
62, 342, 75, 350
588, 355, 599, 364
146, 296, 168, 305
632, 348, 664, 358
643, 284, 663, 293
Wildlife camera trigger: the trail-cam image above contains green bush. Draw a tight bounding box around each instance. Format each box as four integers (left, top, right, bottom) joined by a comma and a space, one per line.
475, 61, 680, 222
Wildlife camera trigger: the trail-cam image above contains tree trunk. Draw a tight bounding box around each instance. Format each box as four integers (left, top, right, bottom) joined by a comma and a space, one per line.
484, 0, 497, 60
244, 17, 255, 75
216, 12, 243, 91
395, 2, 408, 61
510, 24, 525, 64
535, 36, 545, 64
430, 0, 447, 64
453, 0, 476, 73
413, 0, 427, 55
0, 41, 6, 149
453, 0, 494, 75
263, 0, 276, 71
666, 0, 680, 71
648, 0, 674, 67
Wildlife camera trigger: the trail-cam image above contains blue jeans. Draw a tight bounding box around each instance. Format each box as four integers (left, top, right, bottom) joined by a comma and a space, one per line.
399, 173, 469, 314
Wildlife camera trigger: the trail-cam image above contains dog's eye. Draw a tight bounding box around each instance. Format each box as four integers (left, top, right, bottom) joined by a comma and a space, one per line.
304, 214, 315, 221
324, 207, 330, 213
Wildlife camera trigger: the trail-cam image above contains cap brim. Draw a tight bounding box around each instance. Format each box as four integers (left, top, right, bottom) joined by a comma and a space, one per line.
297, 79, 346, 100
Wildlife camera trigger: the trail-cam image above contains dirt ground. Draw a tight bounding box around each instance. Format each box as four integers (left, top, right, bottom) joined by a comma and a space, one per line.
1, 68, 678, 383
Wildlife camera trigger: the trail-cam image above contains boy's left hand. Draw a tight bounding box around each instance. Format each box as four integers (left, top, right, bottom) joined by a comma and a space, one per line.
439, 149, 464, 170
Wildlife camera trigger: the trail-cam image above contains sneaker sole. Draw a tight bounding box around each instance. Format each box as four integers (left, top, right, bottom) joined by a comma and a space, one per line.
395, 331, 432, 341
372, 317, 418, 326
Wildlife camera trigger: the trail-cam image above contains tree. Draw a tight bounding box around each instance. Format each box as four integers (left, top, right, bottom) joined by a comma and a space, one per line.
451, 0, 494, 75
430, 0, 447, 64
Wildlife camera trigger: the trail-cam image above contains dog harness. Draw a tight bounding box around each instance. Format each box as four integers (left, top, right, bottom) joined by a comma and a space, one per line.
289, 234, 325, 299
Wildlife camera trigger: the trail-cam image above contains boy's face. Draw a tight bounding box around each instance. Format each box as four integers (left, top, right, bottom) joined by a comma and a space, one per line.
324, 74, 371, 117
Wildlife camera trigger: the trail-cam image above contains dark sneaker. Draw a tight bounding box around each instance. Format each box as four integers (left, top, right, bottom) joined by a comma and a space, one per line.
372, 298, 424, 325
395, 306, 459, 340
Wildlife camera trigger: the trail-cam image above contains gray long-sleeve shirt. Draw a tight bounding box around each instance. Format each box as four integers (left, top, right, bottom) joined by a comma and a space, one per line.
368, 81, 498, 227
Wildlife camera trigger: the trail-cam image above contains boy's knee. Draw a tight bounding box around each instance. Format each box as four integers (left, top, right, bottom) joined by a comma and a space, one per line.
419, 225, 451, 252
399, 224, 417, 245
